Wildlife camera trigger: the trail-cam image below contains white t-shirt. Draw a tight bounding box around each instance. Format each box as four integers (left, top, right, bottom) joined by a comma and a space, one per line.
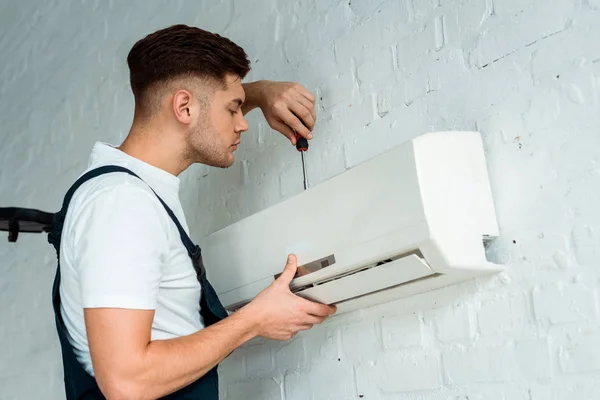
59, 142, 204, 376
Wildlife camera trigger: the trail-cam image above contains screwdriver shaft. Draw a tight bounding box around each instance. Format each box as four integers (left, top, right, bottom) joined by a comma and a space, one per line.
301, 151, 308, 190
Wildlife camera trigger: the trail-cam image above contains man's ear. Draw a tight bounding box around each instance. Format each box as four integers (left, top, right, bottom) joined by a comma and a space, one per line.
172, 89, 193, 125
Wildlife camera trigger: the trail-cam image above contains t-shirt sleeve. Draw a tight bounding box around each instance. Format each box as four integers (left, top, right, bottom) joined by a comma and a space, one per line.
73, 184, 169, 310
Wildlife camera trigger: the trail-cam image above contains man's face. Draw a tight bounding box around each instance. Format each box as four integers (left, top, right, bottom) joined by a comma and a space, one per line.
187, 74, 248, 168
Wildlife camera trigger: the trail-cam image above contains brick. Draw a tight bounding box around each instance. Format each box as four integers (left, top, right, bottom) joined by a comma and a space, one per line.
533, 283, 598, 324
376, 85, 392, 118
335, 0, 409, 64
434, 14, 444, 49
397, 20, 439, 72
530, 379, 600, 400
443, 0, 493, 45
319, 70, 357, 109
380, 312, 424, 349
276, 0, 317, 37
429, 49, 468, 89
408, 0, 441, 22
296, 44, 338, 91
302, 326, 339, 364
571, 223, 600, 266
552, 250, 571, 270
0, 372, 61, 400
274, 336, 305, 373
501, 232, 573, 272
510, 292, 535, 331
559, 330, 600, 374
348, 0, 387, 21
223, 0, 276, 54
473, 0, 574, 68
244, 345, 274, 378
446, 388, 530, 400
320, 1, 352, 42
227, 378, 282, 400
442, 344, 514, 384
531, 22, 600, 84
514, 339, 552, 380
340, 321, 381, 362
338, 96, 376, 134
284, 362, 355, 400
356, 350, 441, 394
219, 349, 246, 382
203, 159, 248, 199
314, 0, 340, 13
391, 65, 433, 107
477, 291, 535, 338
342, 115, 394, 168
278, 161, 305, 199
424, 303, 475, 343
492, 0, 532, 17
283, 24, 311, 67
356, 45, 396, 92
477, 296, 513, 336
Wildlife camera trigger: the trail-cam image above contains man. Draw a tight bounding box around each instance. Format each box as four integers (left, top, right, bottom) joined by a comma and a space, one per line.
50, 24, 336, 399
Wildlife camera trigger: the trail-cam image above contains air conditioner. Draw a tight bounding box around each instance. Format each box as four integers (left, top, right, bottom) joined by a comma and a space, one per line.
200, 131, 502, 315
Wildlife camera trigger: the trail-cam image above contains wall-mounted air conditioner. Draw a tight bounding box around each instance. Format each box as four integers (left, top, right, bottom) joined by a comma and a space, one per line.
200, 131, 502, 315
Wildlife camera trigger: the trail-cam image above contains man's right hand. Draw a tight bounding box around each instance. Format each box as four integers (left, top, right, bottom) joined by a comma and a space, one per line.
240, 254, 337, 340
84, 253, 335, 399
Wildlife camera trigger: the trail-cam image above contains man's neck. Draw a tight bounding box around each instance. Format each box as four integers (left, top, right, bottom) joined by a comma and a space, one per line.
118, 122, 191, 177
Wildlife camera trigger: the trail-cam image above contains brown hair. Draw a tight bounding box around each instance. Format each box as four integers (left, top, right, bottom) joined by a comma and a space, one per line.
127, 24, 251, 113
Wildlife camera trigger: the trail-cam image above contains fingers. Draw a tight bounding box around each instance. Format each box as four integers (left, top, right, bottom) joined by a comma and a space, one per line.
296, 95, 317, 126
296, 90, 317, 120
280, 108, 312, 140
276, 254, 298, 285
301, 299, 337, 317
303, 314, 328, 325
292, 313, 330, 336
262, 82, 317, 143
297, 324, 314, 332
289, 97, 316, 131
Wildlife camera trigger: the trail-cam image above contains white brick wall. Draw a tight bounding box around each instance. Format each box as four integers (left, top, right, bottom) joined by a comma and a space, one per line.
1, 0, 599, 399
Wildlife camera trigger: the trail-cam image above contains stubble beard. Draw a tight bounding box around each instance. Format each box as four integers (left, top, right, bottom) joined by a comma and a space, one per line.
185, 118, 233, 169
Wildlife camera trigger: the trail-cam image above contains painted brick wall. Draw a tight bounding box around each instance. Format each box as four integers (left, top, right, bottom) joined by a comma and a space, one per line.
1, 0, 599, 399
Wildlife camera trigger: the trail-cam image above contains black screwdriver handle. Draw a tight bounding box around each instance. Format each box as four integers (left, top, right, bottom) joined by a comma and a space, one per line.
295, 132, 309, 152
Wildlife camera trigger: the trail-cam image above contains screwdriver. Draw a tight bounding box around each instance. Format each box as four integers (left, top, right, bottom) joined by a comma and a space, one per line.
295, 131, 309, 190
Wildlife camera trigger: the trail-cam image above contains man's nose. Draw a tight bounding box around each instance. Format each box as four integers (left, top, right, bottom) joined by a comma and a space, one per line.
237, 115, 249, 133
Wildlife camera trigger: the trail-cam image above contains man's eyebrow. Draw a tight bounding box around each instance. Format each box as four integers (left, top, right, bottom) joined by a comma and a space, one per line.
230, 98, 244, 106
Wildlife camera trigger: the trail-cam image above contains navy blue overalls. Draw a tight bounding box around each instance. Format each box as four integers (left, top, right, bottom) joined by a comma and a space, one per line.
48, 165, 229, 399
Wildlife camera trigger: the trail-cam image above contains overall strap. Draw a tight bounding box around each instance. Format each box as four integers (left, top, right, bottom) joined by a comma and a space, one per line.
48, 164, 225, 319
48, 165, 200, 268
50, 164, 225, 400
49, 166, 140, 252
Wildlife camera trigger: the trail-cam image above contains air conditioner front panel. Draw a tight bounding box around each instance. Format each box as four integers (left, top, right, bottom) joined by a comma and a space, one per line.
294, 254, 434, 305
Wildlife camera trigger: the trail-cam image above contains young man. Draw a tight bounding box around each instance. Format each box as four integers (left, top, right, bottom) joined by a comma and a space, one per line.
51, 24, 336, 399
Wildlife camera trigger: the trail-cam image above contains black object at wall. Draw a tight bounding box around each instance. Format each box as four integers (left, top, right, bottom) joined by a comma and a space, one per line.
0, 207, 54, 242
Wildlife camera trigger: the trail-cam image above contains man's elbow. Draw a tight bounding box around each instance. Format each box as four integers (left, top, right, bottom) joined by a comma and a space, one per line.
98, 374, 146, 400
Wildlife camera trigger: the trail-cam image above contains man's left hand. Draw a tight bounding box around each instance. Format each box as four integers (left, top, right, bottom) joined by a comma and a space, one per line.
244, 81, 317, 145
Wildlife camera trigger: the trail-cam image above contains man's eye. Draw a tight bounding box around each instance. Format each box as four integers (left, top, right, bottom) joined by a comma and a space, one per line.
230, 109, 238, 116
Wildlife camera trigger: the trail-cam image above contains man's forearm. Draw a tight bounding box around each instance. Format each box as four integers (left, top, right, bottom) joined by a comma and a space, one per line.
108, 309, 258, 399
241, 81, 265, 115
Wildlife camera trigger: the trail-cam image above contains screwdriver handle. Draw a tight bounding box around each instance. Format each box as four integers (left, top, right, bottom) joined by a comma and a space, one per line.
295, 132, 309, 152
